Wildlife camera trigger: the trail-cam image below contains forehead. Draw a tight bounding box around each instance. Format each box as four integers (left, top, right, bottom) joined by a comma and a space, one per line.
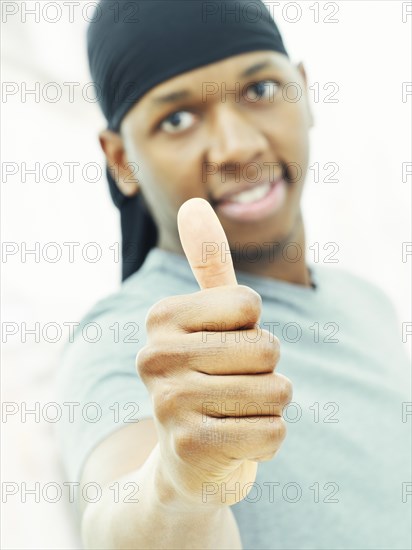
139, 50, 290, 107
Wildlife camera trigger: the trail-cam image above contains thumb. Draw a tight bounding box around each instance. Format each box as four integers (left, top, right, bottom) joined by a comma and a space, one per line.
177, 198, 237, 290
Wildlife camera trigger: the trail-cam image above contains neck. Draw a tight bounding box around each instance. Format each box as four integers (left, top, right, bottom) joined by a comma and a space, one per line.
232, 215, 312, 287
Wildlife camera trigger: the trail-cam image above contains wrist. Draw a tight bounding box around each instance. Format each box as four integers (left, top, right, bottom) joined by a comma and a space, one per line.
149, 444, 225, 516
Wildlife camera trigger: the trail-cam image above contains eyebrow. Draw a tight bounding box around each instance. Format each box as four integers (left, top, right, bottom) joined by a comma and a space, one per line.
150, 59, 277, 106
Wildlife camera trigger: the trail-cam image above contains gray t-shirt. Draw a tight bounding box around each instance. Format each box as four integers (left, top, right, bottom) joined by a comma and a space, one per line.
55, 247, 411, 549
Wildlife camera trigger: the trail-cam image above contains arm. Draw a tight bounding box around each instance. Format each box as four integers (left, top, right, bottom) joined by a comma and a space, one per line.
79, 200, 292, 549
79, 420, 242, 549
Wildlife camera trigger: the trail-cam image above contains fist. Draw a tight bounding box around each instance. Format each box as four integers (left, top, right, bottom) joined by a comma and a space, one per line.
136, 199, 292, 506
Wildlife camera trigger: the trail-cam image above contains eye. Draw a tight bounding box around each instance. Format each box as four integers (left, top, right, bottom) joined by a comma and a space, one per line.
159, 110, 196, 134
244, 80, 280, 102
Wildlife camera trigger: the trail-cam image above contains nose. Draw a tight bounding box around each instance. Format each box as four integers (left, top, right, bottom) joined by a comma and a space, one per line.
207, 104, 268, 167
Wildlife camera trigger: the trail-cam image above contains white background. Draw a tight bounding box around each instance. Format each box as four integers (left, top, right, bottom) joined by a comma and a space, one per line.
1, 1, 411, 548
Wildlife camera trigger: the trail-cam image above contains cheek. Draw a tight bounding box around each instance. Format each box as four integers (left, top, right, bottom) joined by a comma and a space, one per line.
137, 163, 203, 216
263, 104, 309, 173
126, 132, 206, 217
151, 145, 206, 203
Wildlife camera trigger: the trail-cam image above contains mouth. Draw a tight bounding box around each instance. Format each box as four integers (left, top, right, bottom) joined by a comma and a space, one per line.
211, 175, 288, 222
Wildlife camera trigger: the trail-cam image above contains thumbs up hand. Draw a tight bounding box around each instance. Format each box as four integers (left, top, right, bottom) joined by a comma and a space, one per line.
136, 199, 292, 507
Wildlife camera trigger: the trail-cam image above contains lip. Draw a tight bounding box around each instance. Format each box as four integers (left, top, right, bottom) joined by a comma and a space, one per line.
214, 177, 287, 222
211, 175, 284, 204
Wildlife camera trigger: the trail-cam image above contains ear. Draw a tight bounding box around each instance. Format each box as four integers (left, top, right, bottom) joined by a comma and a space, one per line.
296, 61, 314, 129
98, 130, 139, 197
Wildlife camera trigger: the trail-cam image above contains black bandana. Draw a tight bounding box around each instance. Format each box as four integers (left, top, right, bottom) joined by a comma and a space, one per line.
87, 0, 289, 281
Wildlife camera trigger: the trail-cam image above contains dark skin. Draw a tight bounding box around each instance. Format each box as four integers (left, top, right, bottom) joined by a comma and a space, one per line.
99, 50, 314, 286
82, 49, 314, 547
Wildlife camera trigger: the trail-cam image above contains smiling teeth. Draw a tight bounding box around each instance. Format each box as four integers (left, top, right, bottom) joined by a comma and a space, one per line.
229, 182, 271, 204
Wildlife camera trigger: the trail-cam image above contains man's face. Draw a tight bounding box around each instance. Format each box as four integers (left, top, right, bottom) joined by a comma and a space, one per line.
117, 50, 313, 255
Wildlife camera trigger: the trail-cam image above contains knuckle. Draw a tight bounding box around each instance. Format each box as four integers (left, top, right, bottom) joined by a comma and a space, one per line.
145, 298, 175, 332
135, 345, 153, 380
152, 381, 181, 424
236, 286, 262, 323
259, 330, 280, 367
152, 377, 194, 424
277, 374, 293, 406
266, 417, 287, 446
173, 427, 201, 459
136, 342, 190, 379
256, 452, 277, 462
136, 345, 161, 379
173, 420, 222, 459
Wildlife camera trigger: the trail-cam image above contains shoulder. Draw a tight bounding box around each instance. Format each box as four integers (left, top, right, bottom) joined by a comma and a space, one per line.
63, 257, 198, 354
312, 263, 398, 317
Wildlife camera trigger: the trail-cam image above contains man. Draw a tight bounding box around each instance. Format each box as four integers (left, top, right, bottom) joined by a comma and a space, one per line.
56, 1, 411, 548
